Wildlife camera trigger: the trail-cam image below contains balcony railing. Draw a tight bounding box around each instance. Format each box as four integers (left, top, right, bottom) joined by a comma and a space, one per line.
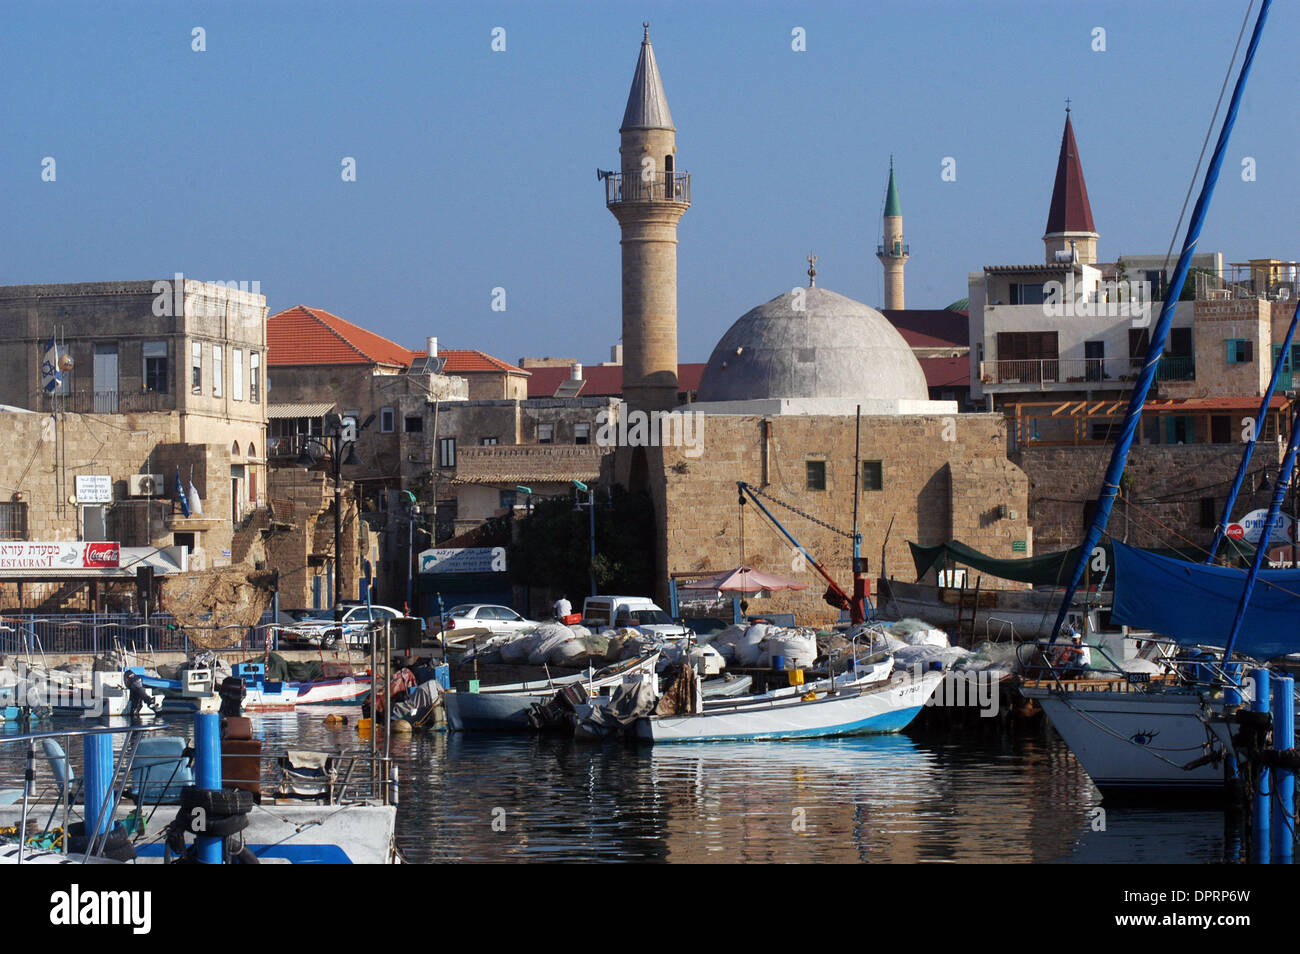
877, 242, 909, 257
58, 389, 174, 414
981, 355, 1195, 388
604, 171, 691, 206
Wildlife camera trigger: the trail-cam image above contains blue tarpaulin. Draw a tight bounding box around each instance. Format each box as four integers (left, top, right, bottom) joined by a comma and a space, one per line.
1112, 541, 1300, 660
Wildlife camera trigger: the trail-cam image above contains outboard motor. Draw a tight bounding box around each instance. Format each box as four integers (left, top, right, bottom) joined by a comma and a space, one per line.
124, 669, 160, 720
218, 675, 246, 718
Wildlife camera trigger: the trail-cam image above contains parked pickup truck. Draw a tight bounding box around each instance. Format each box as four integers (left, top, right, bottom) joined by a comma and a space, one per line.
582, 596, 692, 641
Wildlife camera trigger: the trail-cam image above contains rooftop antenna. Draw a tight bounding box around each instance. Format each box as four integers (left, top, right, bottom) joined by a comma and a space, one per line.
807, 253, 817, 287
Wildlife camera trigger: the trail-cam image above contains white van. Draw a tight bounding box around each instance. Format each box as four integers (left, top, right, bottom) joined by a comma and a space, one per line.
582, 596, 691, 641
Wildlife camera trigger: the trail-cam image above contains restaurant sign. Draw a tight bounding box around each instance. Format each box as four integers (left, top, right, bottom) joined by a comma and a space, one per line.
0, 542, 121, 570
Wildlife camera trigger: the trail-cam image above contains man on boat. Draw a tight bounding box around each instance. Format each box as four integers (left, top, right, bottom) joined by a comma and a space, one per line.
553, 594, 572, 620
1052, 629, 1092, 678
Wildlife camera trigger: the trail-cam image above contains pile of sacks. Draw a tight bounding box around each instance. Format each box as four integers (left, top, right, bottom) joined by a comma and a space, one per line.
845, 618, 1014, 677
705, 622, 819, 668
496, 622, 612, 667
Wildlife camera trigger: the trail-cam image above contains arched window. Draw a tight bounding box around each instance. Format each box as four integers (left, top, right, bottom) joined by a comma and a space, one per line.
231, 441, 240, 457
247, 442, 257, 459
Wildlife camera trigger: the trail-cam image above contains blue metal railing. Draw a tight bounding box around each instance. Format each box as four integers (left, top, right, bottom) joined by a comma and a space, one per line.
0, 613, 279, 656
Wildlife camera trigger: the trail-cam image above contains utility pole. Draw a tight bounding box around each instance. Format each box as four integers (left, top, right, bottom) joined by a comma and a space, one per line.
574, 480, 596, 597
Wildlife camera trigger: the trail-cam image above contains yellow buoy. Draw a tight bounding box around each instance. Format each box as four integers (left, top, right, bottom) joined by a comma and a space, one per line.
357, 717, 373, 733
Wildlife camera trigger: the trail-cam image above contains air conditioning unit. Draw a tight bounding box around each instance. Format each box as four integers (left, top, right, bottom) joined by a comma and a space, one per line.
128, 474, 165, 497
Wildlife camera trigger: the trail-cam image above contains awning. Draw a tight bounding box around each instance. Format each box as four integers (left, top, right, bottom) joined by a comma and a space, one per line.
1112, 542, 1300, 659
268, 402, 335, 419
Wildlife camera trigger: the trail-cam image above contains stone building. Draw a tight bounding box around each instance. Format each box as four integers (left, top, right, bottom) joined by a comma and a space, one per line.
0, 280, 271, 606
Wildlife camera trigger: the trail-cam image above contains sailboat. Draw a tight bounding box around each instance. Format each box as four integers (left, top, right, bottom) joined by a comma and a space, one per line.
1023, 0, 1294, 800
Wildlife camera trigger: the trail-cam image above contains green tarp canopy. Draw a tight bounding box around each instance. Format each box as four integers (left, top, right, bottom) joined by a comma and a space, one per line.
908, 538, 1259, 589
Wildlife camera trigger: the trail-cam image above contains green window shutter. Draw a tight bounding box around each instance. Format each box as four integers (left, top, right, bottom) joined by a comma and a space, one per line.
1227, 340, 1236, 364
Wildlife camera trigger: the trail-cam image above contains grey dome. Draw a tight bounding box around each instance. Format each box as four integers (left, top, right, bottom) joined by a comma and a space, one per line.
696, 287, 930, 403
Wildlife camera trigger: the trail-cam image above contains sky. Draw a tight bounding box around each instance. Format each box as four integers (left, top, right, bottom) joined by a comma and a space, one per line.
2, 0, 1296, 367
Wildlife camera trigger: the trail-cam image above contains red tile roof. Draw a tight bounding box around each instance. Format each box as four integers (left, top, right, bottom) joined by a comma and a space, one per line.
525, 363, 706, 398
267, 305, 525, 374
1045, 114, 1096, 235
918, 356, 970, 390
882, 309, 969, 349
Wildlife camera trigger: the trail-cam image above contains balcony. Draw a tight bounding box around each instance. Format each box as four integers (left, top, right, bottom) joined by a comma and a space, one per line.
980, 355, 1195, 390
60, 389, 173, 414
604, 171, 691, 207
877, 242, 910, 257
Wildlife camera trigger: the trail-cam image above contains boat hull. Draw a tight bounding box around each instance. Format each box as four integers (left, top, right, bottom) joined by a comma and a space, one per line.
639, 670, 945, 743
1023, 686, 1234, 798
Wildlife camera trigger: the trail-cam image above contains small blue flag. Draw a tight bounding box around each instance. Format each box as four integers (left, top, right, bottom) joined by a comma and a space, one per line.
40, 336, 62, 393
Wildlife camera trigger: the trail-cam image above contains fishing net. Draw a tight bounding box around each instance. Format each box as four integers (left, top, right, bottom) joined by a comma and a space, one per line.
159, 566, 276, 650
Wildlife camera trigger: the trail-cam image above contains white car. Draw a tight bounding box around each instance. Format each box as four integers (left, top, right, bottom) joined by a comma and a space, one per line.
280, 604, 414, 648
433, 604, 538, 639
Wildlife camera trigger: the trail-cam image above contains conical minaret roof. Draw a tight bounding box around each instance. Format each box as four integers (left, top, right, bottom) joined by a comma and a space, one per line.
883, 159, 902, 217
1045, 112, 1095, 235
621, 26, 674, 132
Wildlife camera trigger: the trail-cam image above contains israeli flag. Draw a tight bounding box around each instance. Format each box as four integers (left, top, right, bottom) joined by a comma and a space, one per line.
175, 465, 191, 518
40, 336, 62, 393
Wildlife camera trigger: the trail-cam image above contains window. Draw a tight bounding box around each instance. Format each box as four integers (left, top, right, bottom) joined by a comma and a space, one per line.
404, 415, 423, 433
0, 501, 27, 540
1084, 340, 1105, 382
861, 460, 883, 491
212, 345, 223, 397
143, 341, 168, 393
232, 349, 244, 401
249, 352, 261, 402
806, 460, 826, 491
1008, 282, 1046, 305
574, 422, 591, 445
1210, 415, 1231, 444
996, 331, 1058, 382
191, 342, 202, 394
1199, 498, 1218, 529
1129, 328, 1151, 368
380, 408, 394, 433
481, 436, 498, 446
1226, 339, 1254, 364
499, 490, 516, 510
538, 423, 554, 444
438, 437, 456, 469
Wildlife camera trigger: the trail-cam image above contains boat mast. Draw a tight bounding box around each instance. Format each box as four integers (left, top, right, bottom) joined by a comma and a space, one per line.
1049, 0, 1273, 643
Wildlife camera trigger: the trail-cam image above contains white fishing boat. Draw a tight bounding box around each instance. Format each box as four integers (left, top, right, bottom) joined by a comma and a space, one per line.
638, 666, 945, 743
1021, 683, 1236, 797
445, 651, 661, 731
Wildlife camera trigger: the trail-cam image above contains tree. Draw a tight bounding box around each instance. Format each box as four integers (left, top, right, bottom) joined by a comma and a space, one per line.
510, 485, 655, 597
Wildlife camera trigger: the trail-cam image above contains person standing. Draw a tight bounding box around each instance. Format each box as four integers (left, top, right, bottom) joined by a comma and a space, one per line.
553, 594, 572, 620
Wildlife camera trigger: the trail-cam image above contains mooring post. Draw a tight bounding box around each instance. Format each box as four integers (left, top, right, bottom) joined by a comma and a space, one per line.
1272, 674, 1294, 863
1252, 668, 1271, 864
194, 711, 224, 864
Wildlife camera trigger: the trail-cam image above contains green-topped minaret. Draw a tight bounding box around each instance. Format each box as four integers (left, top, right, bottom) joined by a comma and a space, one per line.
876, 158, 908, 309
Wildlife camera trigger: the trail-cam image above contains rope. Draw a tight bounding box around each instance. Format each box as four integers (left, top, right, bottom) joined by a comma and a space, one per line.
744, 483, 854, 540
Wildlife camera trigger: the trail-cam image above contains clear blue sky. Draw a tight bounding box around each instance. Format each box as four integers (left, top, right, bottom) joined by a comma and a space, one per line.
2, 1, 1294, 365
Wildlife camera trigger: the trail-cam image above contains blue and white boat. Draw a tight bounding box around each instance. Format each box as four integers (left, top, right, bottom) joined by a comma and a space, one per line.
637, 665, 945, 743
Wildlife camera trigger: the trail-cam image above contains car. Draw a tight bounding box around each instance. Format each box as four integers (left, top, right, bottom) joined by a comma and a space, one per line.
428, 604, 539, 640
278, 604, 417, 648
582, 596, 692, 641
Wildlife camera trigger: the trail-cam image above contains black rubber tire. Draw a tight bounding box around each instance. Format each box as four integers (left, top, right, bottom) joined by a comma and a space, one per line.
67, 821, 135, 861
180, 786, 254, 817
182, 807, 249, 837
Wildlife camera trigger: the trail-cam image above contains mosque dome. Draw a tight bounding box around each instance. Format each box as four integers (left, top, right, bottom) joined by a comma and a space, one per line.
695, 285, 930, 404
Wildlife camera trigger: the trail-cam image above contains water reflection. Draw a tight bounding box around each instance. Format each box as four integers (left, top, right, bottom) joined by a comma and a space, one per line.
0, 712, 1243, 864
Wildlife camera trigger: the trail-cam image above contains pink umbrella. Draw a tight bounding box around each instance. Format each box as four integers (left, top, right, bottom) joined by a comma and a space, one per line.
677, 566, 809, 596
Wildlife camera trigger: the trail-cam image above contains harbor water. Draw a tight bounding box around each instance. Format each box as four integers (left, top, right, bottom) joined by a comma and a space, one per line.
2, 711, 1236, 863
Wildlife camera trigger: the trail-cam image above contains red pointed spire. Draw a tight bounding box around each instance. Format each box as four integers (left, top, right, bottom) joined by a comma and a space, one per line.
1045, 112, 1095, 235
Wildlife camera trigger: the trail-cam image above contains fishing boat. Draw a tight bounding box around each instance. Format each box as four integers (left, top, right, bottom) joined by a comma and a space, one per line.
637, 664, 945, 743
445, 651, 660, 731
141, 661, 371, 713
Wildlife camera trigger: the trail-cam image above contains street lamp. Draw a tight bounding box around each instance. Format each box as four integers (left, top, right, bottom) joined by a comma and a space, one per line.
574, 480, 596, 597
297, 414, 365, 623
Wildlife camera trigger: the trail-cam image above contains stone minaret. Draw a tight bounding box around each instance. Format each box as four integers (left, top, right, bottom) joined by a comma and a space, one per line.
876, 159, 908, 310
605, 24, 690, 413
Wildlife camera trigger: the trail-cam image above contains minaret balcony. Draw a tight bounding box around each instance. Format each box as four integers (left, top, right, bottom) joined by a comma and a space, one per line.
605, 171, 691, 207
877, 242, 909, 257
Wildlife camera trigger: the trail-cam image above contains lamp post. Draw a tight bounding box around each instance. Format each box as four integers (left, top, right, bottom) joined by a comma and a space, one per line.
297, 414, 365, 623
574, 480, 596, 598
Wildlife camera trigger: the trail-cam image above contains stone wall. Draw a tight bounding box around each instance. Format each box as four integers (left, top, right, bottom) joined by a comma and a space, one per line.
642, 412, 1030, 625
1015, 441, 1286, 551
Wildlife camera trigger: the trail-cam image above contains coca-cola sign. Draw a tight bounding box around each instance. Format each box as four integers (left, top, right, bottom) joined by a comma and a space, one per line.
0, 542, 122, 570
